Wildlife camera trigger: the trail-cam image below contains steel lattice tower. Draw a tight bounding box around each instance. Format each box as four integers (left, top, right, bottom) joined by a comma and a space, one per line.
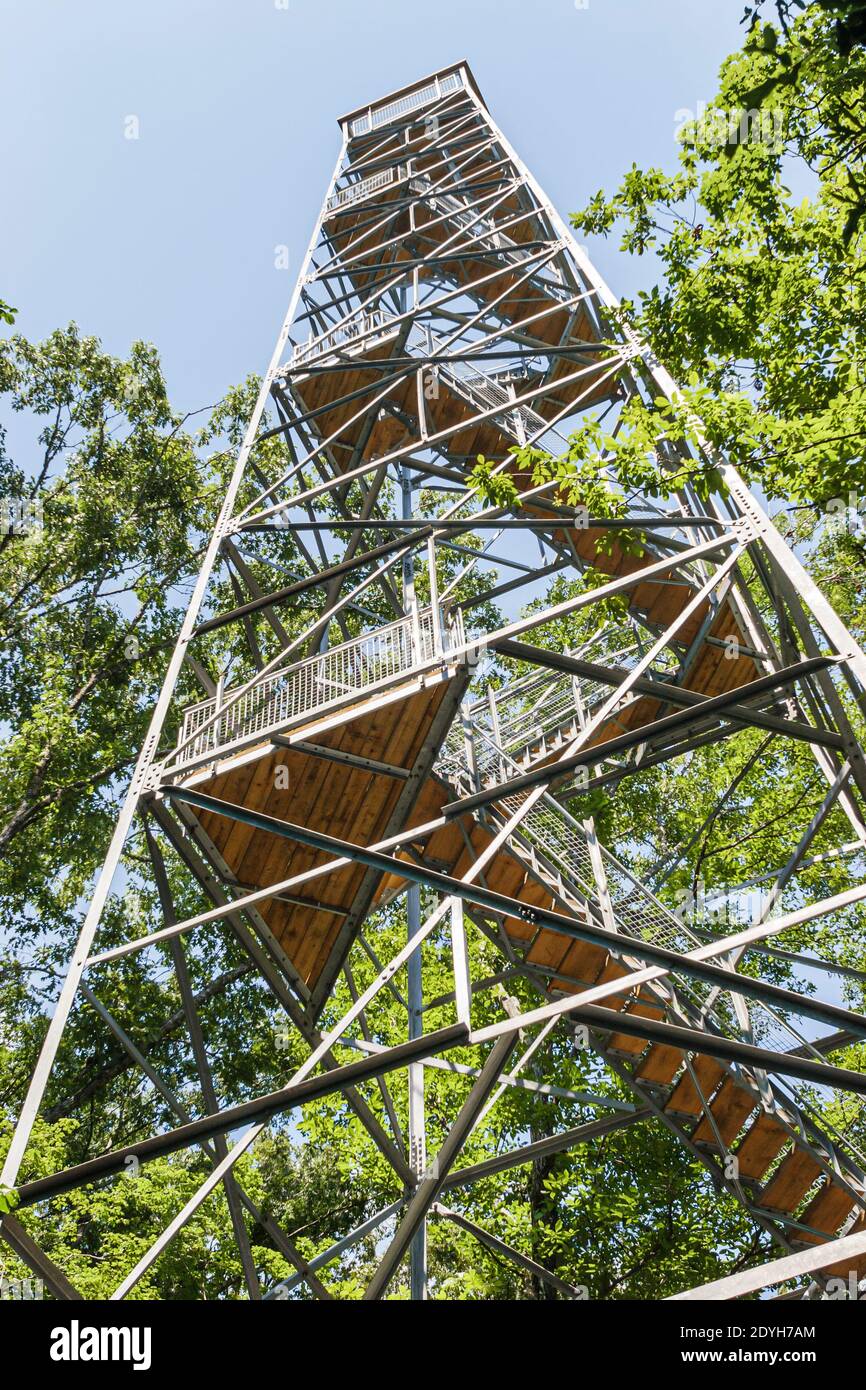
4, 63, 866, 1302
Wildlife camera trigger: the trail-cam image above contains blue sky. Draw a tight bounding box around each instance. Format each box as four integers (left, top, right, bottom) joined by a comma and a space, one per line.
1, 0, 744, 414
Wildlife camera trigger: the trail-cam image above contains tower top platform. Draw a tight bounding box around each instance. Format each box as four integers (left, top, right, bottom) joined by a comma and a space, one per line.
337, 61, 487, 136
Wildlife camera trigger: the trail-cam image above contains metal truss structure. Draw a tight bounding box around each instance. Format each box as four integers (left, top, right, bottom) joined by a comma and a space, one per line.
4, 62, 866, 1302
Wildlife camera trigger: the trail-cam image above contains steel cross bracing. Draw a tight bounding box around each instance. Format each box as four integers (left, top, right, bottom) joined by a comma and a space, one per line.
4, 61, 866, 1302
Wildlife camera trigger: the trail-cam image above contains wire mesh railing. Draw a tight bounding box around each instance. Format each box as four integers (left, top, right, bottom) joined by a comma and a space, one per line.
437, 626, 665, 783
513, 785, 866, 1156
171, 606, 463, 769
436, 361, 549, 444
287, 307, 399, 369
502, 791, 702, 958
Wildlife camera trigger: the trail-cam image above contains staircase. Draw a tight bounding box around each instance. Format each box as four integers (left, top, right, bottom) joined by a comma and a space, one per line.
436, 669, 866, 1283
408, 171, 573, 305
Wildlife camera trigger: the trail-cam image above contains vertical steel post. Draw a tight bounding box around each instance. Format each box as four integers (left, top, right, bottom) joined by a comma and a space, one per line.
407, 882, 427, 1300
402, 463, 427, 1300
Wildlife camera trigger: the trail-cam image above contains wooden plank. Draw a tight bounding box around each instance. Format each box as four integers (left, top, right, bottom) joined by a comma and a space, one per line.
759, 1149, 822, 1215
822, 1215, 866, 1278
666, 1055, 726, 1116
609, 991, 666, 1056
178, 682, 457, 994
692, 1078, 757, 1148
733, 1111, 790, 1181
636, 1042, 684, 1085
551, 938, 608, 990
799, 1180, 859, 1241
300, 692, 442, 980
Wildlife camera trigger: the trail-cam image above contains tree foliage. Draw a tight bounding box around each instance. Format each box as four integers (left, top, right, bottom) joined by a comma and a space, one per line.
571, 3, 866, 512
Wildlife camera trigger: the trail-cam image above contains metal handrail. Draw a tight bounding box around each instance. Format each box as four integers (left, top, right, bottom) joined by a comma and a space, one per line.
326, 163, 408, 215
288, 307, 398, 369
349, 72, 463, 137
432, 356, 548, 443
173, 606, 463, 769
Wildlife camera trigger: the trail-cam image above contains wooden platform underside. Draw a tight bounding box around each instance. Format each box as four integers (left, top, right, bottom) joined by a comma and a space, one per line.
184, 677, 459, 1002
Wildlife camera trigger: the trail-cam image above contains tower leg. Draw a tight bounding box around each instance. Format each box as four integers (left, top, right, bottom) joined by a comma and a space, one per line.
407, 883, 427, 1301
402, 464, 427, 1299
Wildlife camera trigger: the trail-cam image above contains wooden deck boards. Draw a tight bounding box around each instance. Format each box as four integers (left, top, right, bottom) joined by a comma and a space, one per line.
183, 680, 454, 994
